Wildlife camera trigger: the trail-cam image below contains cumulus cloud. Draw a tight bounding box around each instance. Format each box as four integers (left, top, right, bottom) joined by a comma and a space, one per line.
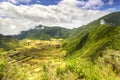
0, 0, 110, 35
82, 0, 104, 9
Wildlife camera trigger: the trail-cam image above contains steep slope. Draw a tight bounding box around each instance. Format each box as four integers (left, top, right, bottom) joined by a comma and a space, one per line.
0, 34, 19, 50
14, 25, 71, 40
63, 12, 120, 79
65, 12, 120, 59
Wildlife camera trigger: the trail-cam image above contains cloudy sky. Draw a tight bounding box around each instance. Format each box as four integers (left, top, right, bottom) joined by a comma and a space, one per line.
0, 0, 120, 35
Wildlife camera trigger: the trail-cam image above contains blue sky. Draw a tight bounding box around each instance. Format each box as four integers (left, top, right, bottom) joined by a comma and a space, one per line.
0, 0, 120, 35
0, 0, 61, 5
0, 0, 62, 5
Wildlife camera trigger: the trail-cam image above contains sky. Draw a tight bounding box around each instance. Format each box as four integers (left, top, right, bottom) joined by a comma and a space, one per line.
0, 0, 120, 35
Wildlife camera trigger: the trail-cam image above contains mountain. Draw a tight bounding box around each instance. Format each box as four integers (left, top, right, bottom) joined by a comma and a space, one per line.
0, 34, 19, 50
64, 12, 120, 61
63, 12, 120, 79
65, 12, 120, 58
14, 25, 71, 40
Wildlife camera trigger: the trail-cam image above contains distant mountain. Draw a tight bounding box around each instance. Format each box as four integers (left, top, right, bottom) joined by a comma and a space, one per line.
14, 25, 71, 40
65, 12, 120, 59
0, 34, 19, 50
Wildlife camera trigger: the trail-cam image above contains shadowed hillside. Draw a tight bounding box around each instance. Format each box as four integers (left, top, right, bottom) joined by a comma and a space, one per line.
0, 34, 19, 50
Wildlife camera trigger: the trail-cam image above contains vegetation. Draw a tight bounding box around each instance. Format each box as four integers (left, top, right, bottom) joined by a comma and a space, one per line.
13, 25, 71, 40
0, 12, 120, 80
64, 12, 120, 79
0, 51, 28, 80
0, 34, 19, 51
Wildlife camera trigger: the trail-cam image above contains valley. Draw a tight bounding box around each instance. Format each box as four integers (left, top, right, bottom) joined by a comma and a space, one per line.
1, 38, 120, 80
0, 12, 120, 80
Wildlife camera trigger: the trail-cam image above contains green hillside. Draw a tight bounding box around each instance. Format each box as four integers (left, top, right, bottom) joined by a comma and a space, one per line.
63, 12, 120, 79
0, 34, 19, 50
65, 12, 120, 58
14, 25, 71, 40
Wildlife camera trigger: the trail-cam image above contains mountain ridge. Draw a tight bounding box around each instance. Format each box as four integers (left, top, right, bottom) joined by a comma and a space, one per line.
65, 12, 120, 59
13, 25, 71, 40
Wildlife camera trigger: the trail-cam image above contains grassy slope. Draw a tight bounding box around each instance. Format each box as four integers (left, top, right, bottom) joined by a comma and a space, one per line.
63, 12, 120, 79
65, 12, 120, 59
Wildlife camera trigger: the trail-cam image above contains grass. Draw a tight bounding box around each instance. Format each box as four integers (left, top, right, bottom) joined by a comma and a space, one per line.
64, 24, 120, 79
0, 39, 120, 80
66, 58, 119, 80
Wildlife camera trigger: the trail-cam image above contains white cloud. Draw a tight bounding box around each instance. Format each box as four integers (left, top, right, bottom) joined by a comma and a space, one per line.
77, 0, 86, 7
106, 8, 116, 12
82, 0, 104, 9
108, 0, 114, 6
9, 25, 16, 30
0, 0, 110, 35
